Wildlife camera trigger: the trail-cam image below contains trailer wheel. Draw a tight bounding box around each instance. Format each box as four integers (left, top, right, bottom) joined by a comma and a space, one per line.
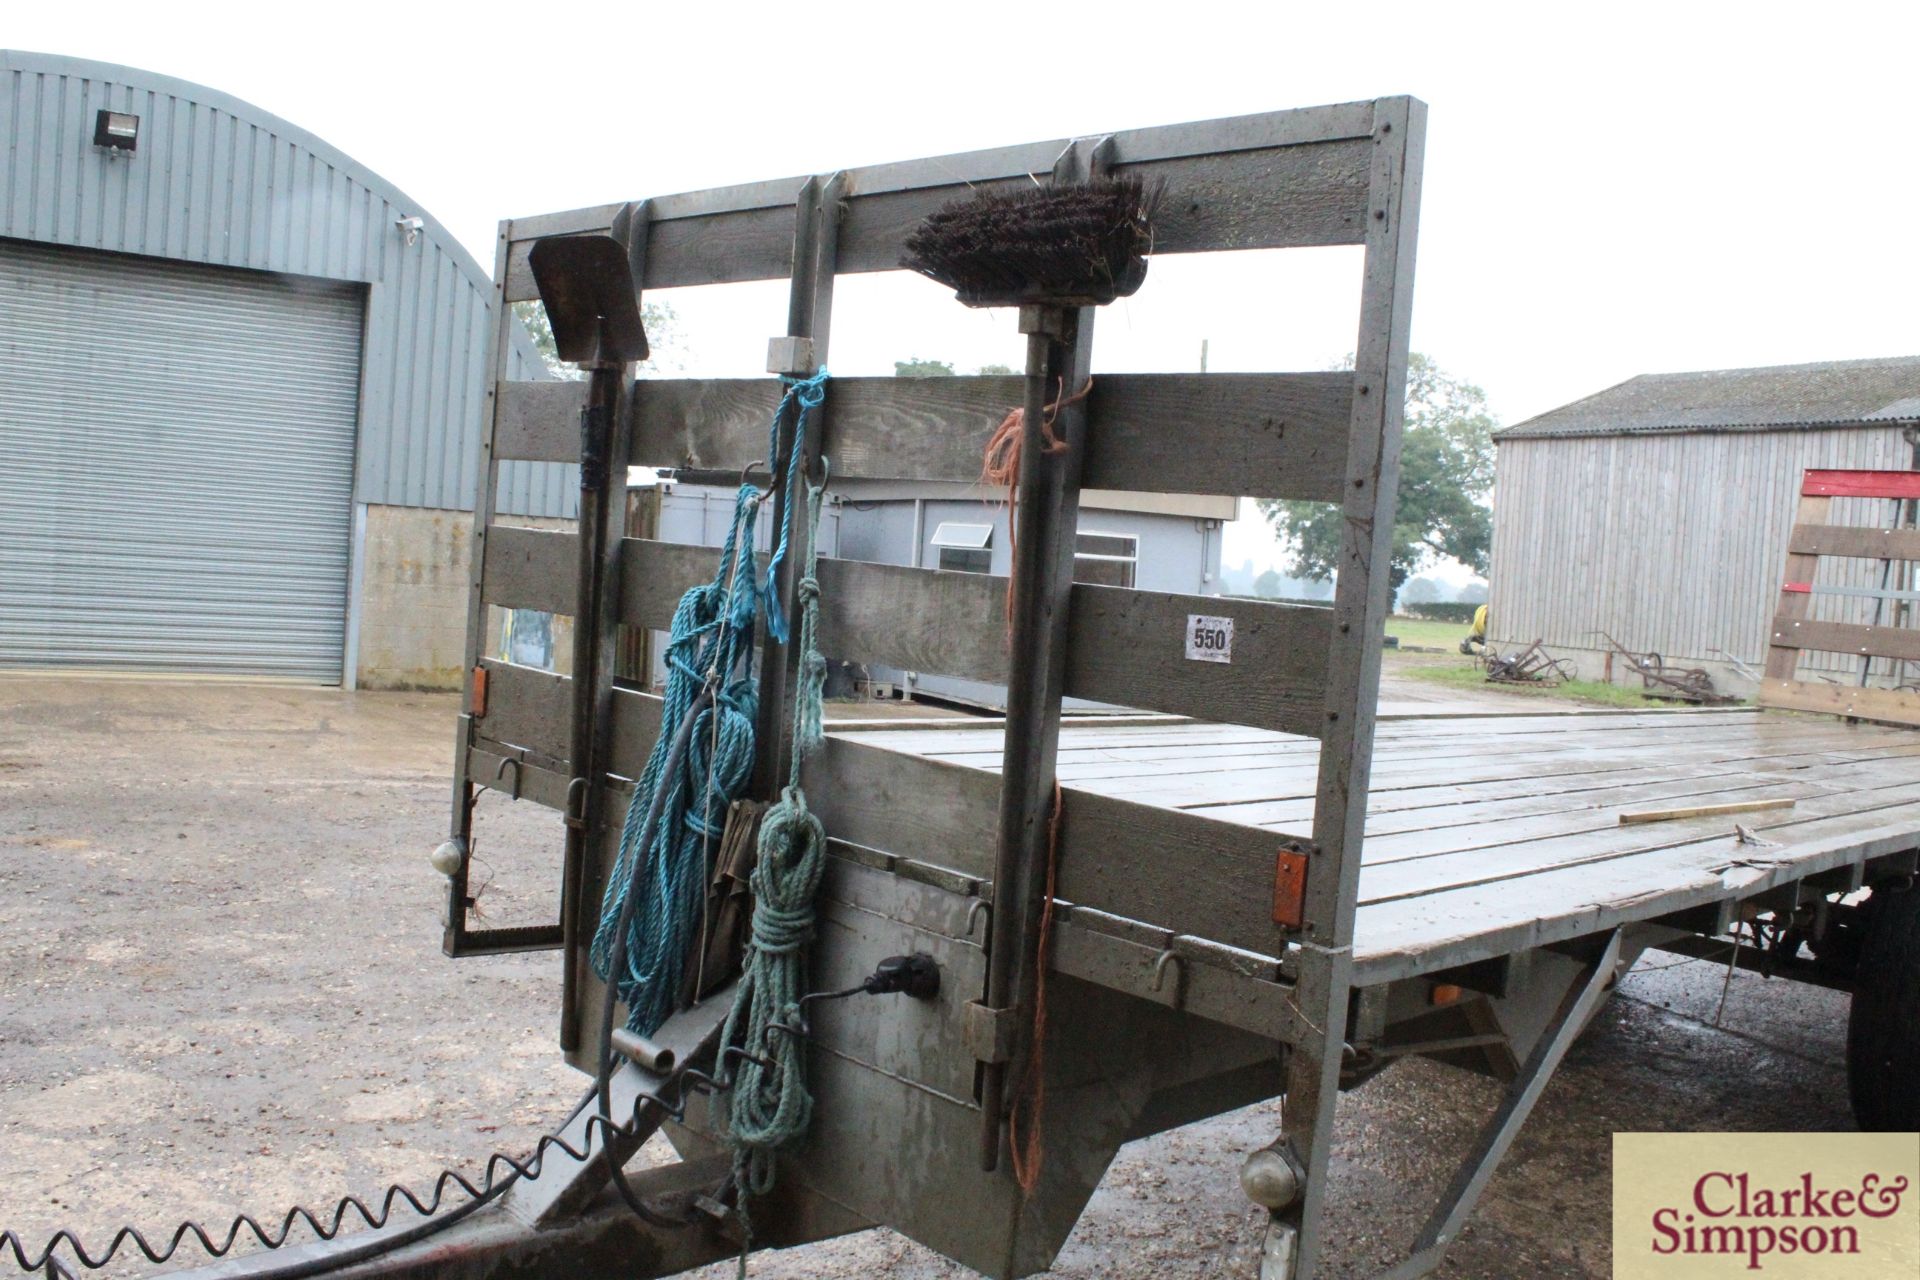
1847, 879, 1920, 1131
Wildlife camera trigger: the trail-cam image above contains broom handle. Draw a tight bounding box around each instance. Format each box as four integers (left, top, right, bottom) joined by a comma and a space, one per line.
979, 308, 1086, 1170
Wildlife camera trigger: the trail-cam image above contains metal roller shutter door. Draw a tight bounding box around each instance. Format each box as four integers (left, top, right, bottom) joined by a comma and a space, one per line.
0, 241, 362, 681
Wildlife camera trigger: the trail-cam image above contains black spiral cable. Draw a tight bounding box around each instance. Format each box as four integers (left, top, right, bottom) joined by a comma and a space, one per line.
0, 1050, 760, 1278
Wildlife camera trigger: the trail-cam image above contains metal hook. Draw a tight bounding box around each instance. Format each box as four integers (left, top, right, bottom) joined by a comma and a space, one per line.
1152, 949, 1185, 1004
721, 1043, 777, 1072
676, 1068, 730, 1097
564, 776, 590, 828
806, 453, 832, 489
740, 459, 766, 489
493, 755, 523, 802
965, 898, 991, 941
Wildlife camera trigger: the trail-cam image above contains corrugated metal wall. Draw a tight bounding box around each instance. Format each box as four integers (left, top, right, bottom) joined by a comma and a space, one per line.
0, 240, 361, 679
1488, 426, 1914, 678
0, 50, 564, 518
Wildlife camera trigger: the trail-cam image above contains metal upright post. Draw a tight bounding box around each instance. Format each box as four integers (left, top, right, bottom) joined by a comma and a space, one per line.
443, 216, 518, 958
755, 173, 844, 793
557, 204, 650, 1052
1259, 98, 1424, 1280
975, 138, 1108, 1173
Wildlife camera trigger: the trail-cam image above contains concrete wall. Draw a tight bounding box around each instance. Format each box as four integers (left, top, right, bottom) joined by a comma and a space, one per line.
355, 504, 573, 690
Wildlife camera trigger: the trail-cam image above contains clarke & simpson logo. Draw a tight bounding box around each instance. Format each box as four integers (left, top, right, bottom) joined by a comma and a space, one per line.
1614, 1133, 1919, 1278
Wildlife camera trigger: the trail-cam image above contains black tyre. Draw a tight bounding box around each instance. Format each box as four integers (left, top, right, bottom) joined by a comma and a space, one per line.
1847, 880, 1920, 1131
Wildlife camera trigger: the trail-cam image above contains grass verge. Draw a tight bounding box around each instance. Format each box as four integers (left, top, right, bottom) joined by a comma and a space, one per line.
1385, 616, 1473, 652
1396, 658, 1712, 710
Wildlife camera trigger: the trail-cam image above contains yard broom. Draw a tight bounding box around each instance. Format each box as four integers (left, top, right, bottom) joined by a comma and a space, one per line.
901, 171, 1160, 1188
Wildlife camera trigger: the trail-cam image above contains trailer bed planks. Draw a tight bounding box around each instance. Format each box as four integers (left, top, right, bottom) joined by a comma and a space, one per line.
831, 705, 1920, 984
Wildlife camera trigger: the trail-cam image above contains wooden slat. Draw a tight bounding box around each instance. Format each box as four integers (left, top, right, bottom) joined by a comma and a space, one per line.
1358, 777, 1900, 903
1064, 582, 1330, 736
1618, 797, 1798, 825
1769, 617, 1920, 665
1788, 522, 1920, 561
1353, 803, 1920, 982
802, 735, 1290, 960
502, 143, 1371, 300
1803, 469, 1920, 499
504, 203, 795, 301
495, 372, 1354, 501
834, 140, 1371, 275
1117, 141, 1370, 255
503, 102, 1376, 243
466, 742, 572, 811
1762, 493, 1831, 682
494, 380, 585, 462
501, 106, 1382, 300
471, 658, 570, 768
816, 557, 1004, 681
1759, 677, 1920, 727
482, 524, 576, 614
487, 531, 1334, 736
470, 659, 663, 781
620, 539, 767, 632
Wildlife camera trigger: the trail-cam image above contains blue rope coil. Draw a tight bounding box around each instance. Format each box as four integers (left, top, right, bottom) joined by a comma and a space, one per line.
591, 483, 765, 1038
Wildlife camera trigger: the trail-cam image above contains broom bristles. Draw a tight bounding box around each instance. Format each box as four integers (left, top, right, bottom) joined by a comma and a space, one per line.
900, 175, 1161, 308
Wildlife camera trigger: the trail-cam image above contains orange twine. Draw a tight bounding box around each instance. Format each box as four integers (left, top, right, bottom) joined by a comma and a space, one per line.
1007, 779, 1064, 1195
984, 376, 1088, 1193
982, 378, 1092, 629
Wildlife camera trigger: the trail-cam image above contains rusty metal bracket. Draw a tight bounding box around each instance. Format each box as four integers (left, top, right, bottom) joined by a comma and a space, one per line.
1273, 842, 1313, 930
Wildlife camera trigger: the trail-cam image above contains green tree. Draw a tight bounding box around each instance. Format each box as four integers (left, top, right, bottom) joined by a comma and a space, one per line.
1252, 567, 1282, 599
891, 359, 1017, 376
1259, 353, 1496, 596
1398, 574, 1444, 607
513, 299, 680, 381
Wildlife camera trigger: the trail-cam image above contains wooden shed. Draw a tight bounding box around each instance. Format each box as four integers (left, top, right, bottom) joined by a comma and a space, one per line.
1487, 356, 1920, 694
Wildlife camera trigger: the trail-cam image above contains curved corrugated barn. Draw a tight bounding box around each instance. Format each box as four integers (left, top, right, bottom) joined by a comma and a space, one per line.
0, 50, 563, 687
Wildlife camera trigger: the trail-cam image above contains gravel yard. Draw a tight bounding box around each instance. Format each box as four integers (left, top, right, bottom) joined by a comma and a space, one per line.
0, 675, 1855, 1279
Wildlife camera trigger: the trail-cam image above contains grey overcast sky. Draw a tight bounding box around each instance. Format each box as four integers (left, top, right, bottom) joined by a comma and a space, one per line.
10, 1, 1919, 575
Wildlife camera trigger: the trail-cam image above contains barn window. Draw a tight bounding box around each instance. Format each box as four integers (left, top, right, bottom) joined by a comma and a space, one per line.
932, 522, 993, 574
1074, 532, 1138, 588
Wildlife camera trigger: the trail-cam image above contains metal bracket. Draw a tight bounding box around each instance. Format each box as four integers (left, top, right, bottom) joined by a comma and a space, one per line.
963, 1000, 1018, 1065
1273, 841, 1313, 930
767, 335, 817, 376
1363, 929, 1626, 1280
1016, 305, 1072, 339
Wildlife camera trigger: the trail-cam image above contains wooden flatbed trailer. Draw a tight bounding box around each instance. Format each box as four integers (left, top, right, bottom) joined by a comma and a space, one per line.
835, 705, 1920, 993
159, 98, 1920, 1280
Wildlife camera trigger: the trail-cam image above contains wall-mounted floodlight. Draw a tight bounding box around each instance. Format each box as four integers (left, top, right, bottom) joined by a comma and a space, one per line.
94, 110, 139, 153
394, 214, 424, 247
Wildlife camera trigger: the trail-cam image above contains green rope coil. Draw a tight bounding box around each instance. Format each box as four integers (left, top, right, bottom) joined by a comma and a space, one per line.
722, 469, 832, 1204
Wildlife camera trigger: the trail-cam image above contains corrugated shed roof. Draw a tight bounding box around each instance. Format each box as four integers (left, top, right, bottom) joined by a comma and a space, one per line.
1498, 355, 1920, 441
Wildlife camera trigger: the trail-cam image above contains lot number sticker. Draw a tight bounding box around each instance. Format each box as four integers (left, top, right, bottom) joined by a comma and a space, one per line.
1186, 614, 1233, 664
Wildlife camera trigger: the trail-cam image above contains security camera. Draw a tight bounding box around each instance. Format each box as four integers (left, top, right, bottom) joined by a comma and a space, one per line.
395, 214, 424, 246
